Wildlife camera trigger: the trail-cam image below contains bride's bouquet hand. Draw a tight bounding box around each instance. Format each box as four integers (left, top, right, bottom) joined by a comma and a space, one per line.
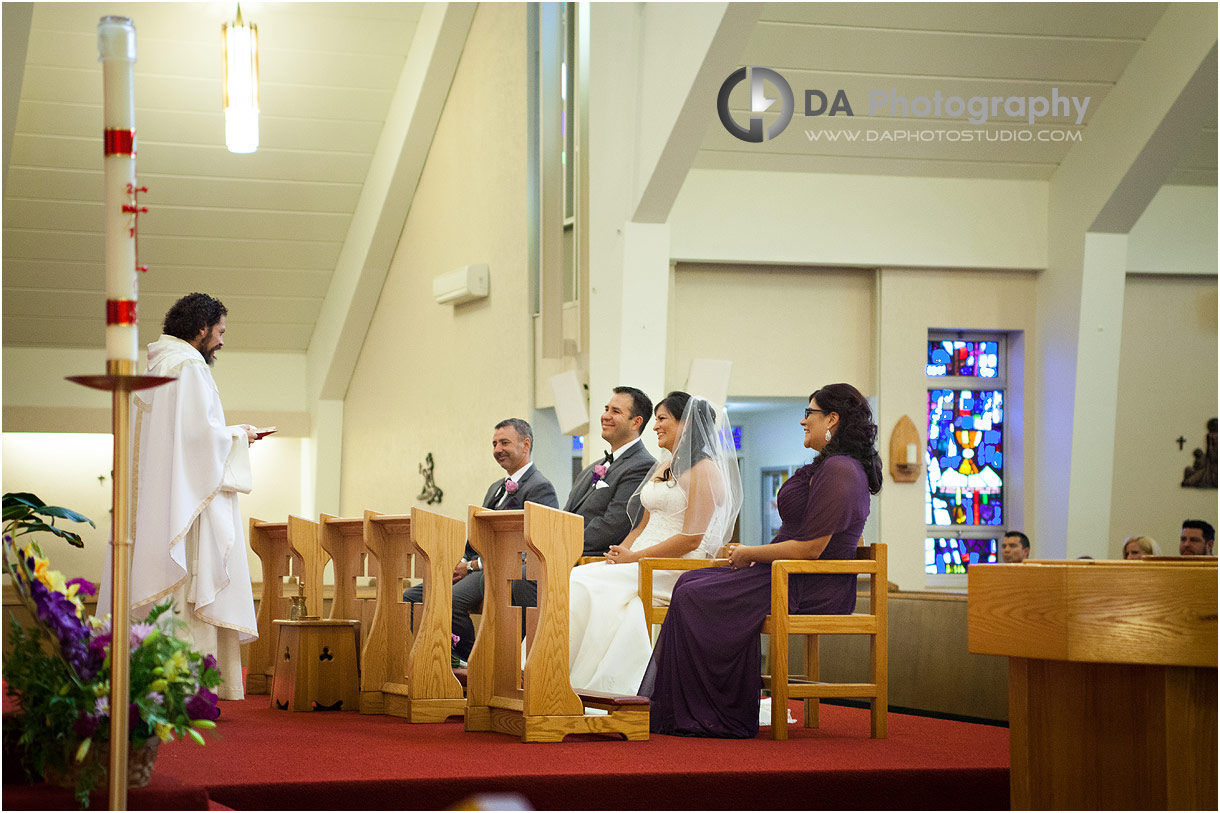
605, 544, 639, 565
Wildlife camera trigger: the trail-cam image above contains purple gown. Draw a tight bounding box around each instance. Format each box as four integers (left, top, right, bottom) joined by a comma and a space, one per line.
639, 454, 870, 738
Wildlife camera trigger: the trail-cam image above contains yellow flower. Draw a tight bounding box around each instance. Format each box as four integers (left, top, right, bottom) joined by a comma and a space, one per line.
75, 738, 92, 763
155, 722, 175, 743
164, 650, 189, 680
93, 681, 110, 698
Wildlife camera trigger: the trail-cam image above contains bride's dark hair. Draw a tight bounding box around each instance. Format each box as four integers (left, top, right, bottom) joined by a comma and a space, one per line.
654, 391, 714, 482
811, 383, 883, 495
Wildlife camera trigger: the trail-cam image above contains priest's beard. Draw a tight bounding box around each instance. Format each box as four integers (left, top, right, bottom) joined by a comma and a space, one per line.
201, 343, 219, 366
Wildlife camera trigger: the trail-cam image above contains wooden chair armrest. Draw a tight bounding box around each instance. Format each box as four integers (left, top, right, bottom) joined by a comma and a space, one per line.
638, 557, 728, 574
575, 556, 601, 566
771, 558, 878, 576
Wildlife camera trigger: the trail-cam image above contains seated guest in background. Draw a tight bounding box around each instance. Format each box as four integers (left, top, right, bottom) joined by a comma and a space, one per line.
1000, 531, 1030, 563
640, 383, 882, 738
1122, 535, 1160, 559
564, 387, 657, 557
567, 392, 742, 695
404, 418, 557, 661
1179, 520, 1215, 556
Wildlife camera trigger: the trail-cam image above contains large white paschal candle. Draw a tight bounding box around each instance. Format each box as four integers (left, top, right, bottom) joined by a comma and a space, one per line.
98, 16, 142, 363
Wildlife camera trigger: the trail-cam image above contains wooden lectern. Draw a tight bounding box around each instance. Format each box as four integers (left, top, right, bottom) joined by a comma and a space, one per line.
968, 559, 1217, 810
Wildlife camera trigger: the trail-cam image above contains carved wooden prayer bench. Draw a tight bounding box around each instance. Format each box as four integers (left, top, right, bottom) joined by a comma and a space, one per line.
360, 508, 465, 721
464, 503, 649, 742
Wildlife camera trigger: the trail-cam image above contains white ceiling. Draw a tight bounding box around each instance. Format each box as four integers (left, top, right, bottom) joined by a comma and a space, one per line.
703, 2, 1216, 182
4, 2, 424, 352
3, 2, 1215, 354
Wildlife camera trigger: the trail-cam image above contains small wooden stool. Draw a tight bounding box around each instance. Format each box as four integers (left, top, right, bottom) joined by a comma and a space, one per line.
271, 619, 361, 712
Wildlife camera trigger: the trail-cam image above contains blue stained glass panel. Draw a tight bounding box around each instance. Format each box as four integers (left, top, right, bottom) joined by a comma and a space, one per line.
926, 389, 1004, 526
927, 340, 1000, 378
925, 538, 999, 574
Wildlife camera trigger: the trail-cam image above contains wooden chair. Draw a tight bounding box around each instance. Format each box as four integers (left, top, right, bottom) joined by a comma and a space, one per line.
637, 557, 728, 633
361, 508, 465, 721
762, 543, 887, 740
246, 517, 327, 694
464, 503, 648, 742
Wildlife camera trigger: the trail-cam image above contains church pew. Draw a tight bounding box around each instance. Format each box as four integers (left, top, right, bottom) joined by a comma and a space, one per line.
464, 503, 648, 742
361, 508, 466, 721
247, 517, 326, 695
318, 513, 376, 648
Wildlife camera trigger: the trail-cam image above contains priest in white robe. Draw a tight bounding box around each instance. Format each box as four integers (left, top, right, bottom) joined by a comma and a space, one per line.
100, 292, 260, 700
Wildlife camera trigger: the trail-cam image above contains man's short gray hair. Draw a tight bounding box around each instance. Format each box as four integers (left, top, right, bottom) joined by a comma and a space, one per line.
494, 418, 532, 445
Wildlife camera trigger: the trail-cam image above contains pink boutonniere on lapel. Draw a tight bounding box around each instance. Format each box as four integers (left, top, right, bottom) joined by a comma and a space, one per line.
504, 479, 518, 495
591, 464, 608, 485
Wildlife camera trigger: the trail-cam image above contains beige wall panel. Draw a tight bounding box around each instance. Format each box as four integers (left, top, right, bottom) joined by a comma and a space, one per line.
4, 261, 332, 301
876, 268, 1039, 591
2, 230, 340, 269
1110, 275, 1218, 556
668, 263, 875, 397
1, 290, 321, 327
341, 3, 531, 519
1, 317, 313, 352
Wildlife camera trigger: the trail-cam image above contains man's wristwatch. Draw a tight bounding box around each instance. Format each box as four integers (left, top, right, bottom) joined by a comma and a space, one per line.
469, 558, 480, 572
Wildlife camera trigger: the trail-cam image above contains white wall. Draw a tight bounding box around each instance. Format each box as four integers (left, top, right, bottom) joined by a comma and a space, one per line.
727, 401, 814, 547
340, 3, 531, 521
669, 263, 876, 397
1110, 274, 1218, 554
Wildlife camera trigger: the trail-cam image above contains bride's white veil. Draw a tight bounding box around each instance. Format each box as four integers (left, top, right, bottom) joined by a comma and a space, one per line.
627, 394, 744, 558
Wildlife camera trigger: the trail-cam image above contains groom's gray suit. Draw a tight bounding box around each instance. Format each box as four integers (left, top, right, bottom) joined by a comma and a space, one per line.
564, 439, 656, 557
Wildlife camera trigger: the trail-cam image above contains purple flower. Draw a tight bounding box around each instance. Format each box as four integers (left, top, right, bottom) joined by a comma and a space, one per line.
129, 623, 155, 647
504, 479, 518, 495
73, 714, 100, 739
202, 654, 218, 673
29, 579, 101, 681
591, 464, 608, 484
145, 691, 165, 705
66, 577, 97, 597
185, 688, 219, 721
95, 697, 110, 716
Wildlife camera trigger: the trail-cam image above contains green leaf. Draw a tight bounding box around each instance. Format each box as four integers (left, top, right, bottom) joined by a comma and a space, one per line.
186, 727, 205, 746
34, 505, 95, 527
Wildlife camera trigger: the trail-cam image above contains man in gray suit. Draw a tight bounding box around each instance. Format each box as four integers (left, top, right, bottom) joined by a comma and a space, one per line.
565, 386, 656, 557
405, 418, 558, 661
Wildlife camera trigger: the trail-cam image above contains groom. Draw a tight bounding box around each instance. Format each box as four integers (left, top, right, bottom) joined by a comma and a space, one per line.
565, 386, 657, 557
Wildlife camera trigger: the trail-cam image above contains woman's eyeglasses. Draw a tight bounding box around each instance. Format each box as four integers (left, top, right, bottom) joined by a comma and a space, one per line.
804, 408, 828, 419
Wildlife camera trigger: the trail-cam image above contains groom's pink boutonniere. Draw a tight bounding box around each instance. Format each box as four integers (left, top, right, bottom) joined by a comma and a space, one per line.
505, 479, 518, 495
591, 464, 608, 484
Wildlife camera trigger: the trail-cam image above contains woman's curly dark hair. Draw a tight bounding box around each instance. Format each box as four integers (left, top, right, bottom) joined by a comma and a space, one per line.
162, 293, 227, 342
811, 383, 883, 494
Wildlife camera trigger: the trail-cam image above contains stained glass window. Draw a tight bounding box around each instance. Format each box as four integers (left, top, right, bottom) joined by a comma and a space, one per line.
925, 537, 999, 574
926, 388, 1004, 527
927, 340, 999, 378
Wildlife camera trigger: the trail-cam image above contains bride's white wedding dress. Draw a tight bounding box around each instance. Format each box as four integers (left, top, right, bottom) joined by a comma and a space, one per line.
568, 479, 701, 695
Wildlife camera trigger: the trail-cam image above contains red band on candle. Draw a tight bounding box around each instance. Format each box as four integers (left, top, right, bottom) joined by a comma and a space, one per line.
106, 299, 138, 325
104, 129, 136, 156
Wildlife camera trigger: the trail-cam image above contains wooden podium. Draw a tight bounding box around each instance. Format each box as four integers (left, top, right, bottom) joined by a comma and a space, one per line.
968, 559, 1217, 810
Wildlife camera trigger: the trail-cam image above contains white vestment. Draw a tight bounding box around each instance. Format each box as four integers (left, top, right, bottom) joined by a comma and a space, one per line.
99, 335, 258, 699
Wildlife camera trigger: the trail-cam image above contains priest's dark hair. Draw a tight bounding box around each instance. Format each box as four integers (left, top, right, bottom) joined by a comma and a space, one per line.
163, 292, 228, 342
811, 383, 884, 495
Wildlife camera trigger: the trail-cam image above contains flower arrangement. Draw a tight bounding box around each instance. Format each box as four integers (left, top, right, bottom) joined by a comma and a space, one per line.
3, 493, 221, 807
591, 464, 608, 485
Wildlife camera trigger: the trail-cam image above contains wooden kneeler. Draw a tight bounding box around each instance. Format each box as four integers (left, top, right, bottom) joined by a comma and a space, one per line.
361, 508, 466, 721
464, 503, 649, 742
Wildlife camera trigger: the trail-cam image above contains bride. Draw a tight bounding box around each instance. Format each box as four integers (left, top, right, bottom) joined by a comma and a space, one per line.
567, 391, 742, 694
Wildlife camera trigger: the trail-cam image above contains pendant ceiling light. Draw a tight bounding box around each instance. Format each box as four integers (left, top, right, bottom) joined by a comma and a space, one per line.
222, 4, 259, 153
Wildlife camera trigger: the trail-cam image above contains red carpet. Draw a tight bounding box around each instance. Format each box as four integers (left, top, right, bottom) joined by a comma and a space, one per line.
125, 697, 1008, 810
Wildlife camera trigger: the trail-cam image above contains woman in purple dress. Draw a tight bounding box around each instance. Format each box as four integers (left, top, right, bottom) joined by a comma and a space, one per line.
639, 383, 883, 738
